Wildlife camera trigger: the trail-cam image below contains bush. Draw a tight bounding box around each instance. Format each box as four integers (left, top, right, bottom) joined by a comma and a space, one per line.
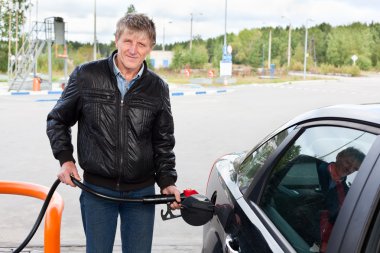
356, 56, 371, 71
317, 64, 361, 76
319, 64, 338, 74
0, 50, 8, 72
290, 61, 304, 71
341, 65, 361, 76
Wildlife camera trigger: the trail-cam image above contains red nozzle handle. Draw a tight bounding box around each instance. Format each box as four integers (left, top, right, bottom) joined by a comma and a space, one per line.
183, 189, 199, 197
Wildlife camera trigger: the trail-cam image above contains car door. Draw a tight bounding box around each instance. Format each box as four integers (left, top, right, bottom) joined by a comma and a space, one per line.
203, 128, 296, 253
327, 136, 380, 252
248, 122, 378, 253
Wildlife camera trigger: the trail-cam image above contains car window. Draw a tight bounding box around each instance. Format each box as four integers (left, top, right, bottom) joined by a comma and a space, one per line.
259, 126, 376, 253
238, 128, 292, 193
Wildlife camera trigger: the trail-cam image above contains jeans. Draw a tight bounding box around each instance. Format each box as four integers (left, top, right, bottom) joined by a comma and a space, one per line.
79, 181, 155, 253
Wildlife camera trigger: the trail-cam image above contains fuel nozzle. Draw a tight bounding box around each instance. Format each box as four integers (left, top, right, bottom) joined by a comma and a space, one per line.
161, 189, 214, 226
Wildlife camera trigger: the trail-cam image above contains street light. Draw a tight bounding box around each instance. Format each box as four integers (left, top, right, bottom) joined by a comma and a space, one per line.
190, 12, 202, 50
303, 18, 313, 80
93, 0, 97, 61
281, 16, 292, 68
223, 0, 227, 48
7, 0, 13, 78
268, 28, 272, 69
162, 20, 172, 51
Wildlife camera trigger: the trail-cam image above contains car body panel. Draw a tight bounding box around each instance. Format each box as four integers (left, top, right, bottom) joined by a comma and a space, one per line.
204, 154, 284, 253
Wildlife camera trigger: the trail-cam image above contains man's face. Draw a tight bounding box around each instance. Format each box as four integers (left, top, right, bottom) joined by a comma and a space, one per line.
115, 28, 153, 73
336, 155, 361, 177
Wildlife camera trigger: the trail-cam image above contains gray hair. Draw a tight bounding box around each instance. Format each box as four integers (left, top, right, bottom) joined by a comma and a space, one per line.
337, 147, 365, 165
115, 13, 156, 46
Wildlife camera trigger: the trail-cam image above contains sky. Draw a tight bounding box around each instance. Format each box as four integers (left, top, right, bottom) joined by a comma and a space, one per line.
25, 0, 380, 45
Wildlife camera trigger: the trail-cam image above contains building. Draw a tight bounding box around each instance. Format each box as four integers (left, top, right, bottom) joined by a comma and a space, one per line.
149, 50, 173, 69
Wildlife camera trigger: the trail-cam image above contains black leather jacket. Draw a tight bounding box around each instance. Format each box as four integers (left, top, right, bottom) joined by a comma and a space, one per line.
47, 51, 177, 191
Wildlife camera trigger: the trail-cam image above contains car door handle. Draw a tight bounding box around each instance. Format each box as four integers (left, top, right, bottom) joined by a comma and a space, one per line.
225, 235, 240, 253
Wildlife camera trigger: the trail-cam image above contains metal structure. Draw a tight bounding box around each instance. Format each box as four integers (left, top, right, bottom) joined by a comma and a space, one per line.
0, 180, 64, 253
8, 17, 66, 91
8, 21, 46, 91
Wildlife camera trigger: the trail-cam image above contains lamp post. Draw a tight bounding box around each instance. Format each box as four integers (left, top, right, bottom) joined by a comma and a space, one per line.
303, 18, 313, 80
190, 12, 202, 50
15, 2, 19, 56
223, 0, 227, 48
282, 16, 292, 68
93, 0, 97, 61
7, 0, 13, 78
162, 20, 172, 51
268, 28, 272, 69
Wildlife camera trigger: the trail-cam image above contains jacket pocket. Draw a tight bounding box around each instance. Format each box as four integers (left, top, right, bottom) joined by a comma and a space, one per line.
82, 90, 115, 104
82, 90, 116, 127
128, 107, 156, 138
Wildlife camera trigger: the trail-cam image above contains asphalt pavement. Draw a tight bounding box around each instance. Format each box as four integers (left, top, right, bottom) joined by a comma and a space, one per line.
1, 74, 380, 252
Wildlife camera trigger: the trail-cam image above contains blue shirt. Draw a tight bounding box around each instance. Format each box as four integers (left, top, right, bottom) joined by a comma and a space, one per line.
113, 53, 144, 98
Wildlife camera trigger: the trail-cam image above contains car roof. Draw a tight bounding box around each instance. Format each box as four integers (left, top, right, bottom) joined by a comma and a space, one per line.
282, 103, 380, 130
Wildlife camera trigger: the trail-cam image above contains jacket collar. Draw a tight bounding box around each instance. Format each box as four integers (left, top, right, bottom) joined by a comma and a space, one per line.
108, 50, 148, 79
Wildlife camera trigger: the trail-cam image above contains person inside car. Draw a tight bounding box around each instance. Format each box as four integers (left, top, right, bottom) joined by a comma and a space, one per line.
317, 147, 365, 252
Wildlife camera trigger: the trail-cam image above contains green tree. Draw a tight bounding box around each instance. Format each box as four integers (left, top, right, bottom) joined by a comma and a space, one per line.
312, 23, 332, 64
0, 0, 31, 72
126, 4, 136, 14
171, 43, 208, 70
369, 22, 380, 68
326, 23, 374, 69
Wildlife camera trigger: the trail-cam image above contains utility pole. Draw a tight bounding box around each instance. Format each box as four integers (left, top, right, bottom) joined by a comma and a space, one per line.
15, 2, 19, 56
162, 20, 172, 51
303, 19, 313, 80
287, 24, 291, 68
189, 12, 202, 50
7, 1, 13, 78
93, 0, 97, 61
190, 13, 193, 50
267, 29, 272, 69
223, 0, 227, 48
281, 16, 292, 68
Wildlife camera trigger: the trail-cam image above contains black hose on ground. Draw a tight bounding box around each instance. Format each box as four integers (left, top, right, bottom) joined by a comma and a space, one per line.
12, 178, 61, 253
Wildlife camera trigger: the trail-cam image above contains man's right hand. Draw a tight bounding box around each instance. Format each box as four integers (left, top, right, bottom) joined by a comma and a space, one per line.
58, 161, 81, 187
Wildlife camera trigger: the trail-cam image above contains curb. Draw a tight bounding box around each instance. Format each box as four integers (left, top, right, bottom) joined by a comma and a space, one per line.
0, 90, 63, 96
171, 89, 230, 96
0, 88, 232, 100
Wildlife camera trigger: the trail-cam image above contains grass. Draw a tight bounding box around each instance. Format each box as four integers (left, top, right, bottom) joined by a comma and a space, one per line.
155, 69, 324, 87
0, 69, 329, 87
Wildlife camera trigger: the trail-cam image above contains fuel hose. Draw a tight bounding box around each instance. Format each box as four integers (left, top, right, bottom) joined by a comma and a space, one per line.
71, 176, 181, 203
11, 176, 213, 252
12, 178, 61, 253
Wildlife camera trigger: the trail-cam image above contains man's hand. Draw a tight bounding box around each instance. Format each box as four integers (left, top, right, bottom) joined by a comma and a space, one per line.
161, 185, 181, 210
57, 161, 81, 187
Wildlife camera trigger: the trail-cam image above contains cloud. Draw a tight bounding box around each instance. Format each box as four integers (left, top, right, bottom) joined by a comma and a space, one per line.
30, 0, 380, 43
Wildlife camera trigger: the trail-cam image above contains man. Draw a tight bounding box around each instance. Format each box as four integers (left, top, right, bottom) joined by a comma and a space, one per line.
47, 13, 180, 253
318, 146, 365, 252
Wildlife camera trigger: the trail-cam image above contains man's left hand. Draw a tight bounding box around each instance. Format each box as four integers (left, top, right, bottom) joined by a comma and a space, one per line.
161, 185, 181, 210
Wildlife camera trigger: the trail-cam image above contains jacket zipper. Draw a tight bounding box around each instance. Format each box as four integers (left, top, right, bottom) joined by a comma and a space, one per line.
117, 99, 124, 190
